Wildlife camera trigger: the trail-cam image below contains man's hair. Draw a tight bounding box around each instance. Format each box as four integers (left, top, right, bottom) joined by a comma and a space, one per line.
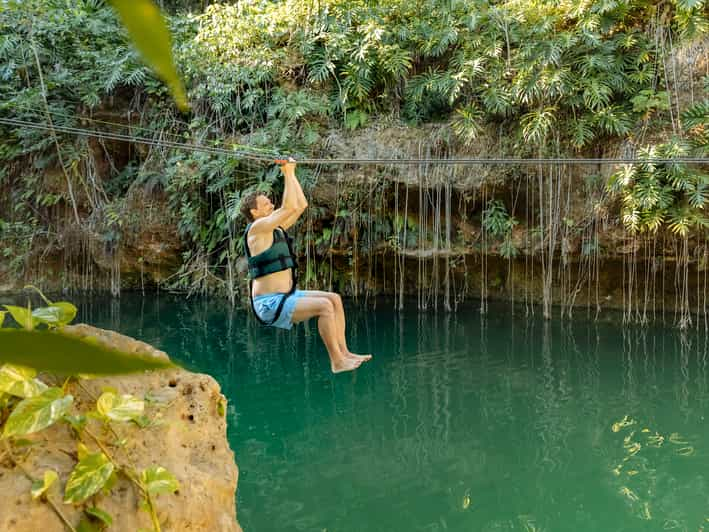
240, 191, 262, 222
240, 191, 262, 223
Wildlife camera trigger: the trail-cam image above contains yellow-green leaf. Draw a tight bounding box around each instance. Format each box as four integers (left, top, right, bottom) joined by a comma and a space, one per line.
31, 470, 58, 499
3, 388, 73, 438
31, 306, 61, 326
108, 0, 188, 111
0, 364, 47, 398
64, 452, 115, 504
3, 305, 38, 330
0, 329, 176, 375
51, 302, 78, 326
77, 442, 90, 461
32, 303, 77, 327
0, 311, 6, 328
96, 392, 144, 422
141, 466, 180, 495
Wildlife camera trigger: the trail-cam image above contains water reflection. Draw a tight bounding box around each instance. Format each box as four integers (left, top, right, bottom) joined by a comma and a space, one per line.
71, 295, 709, 532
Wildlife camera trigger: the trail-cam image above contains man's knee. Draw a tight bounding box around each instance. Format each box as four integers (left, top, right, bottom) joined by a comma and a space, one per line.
328, 292, 342, 307
318, 299, 336, 317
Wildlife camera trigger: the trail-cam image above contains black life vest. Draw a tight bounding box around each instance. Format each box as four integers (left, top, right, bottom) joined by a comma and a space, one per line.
243, 224, 298, 326
244, 224, 296, 279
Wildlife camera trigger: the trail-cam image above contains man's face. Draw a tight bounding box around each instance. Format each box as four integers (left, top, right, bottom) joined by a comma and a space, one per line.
251, 194, 274, 219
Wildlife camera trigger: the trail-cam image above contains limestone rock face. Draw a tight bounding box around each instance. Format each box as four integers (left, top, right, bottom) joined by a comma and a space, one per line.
0, 325, 242, 532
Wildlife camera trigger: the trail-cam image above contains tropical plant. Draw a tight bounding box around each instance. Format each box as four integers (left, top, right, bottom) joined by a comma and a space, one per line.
608, 100, 709, 237
1, 288, 180, 531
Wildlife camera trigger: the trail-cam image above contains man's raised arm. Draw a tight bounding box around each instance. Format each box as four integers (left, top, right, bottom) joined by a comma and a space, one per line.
251, 159, 306, 234
279, 159, 308, 229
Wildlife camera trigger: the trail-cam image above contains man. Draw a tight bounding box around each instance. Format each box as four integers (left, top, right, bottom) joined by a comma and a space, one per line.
240, 158, 372, 373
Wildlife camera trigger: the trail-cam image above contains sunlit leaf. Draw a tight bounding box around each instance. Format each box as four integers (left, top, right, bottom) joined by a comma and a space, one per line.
31, 470, 58, 499
32, 303, 78, 327
3, 305, 38, 330
0, 364, 47, 398
64, 451, 115, 504
0, 330, 176, 375
141, 466, 180, 495
108, 0, 188, 111
0, 311, 6, 328
3, 388, 73, 438
52, 302, 78, 325
96, 391, 144, 422
77, 442, 90, 461
32, 306, 61, 325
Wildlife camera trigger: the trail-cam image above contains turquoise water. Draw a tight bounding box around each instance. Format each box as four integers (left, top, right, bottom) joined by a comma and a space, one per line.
77, 294, 708, 531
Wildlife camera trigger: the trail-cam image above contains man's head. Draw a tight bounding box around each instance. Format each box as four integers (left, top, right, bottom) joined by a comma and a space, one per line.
240, 192, 274, 222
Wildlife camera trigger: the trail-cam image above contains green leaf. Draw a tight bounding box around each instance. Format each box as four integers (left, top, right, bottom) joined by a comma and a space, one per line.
132, 415, 153, 428
96, 392, 144, 422
32, 303, 77, 327
0, 330, 176, 375
64, 452, 115, 504
102, 470, 118, 494
0, 311, 6, 328
76, 519, 101, 532
85, 507, 113, 527
51, 302, 78, 326
141, 466, 180, 495
77, 443, 90, 461
63, 414, 88, 432
3, 305, 38, 330
31, 306, 62, 326
31, 470, 58, 499
108, 0, 188, 111
0, 364, 47, 398
3, 388, 73, 438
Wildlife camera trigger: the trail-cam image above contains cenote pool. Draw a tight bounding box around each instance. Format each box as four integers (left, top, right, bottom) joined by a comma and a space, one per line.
78, 294, 708, 532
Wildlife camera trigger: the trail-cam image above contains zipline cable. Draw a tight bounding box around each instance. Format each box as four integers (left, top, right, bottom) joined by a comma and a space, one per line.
5, 102, 282, 157
0, 116, 275, 162
2, 116, 708, 166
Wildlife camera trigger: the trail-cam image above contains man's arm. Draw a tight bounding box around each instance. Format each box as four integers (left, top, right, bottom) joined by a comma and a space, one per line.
279, 160, 308, 229
250, 159, 307, 234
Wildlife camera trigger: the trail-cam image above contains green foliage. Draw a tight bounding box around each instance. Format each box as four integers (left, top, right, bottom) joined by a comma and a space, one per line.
482, 199, 519, 258
64, 450, 115, 504
0, 0, 706, 296
141, 466, 180, 495
482, 200, 517, 238
0, 364, 47, 398
608, 99, 709, 236
85, 507, 113, 528
107, 0, 188, 110
0, 330, 175, 375
96, 391, 145, 422
3, 387, 73, 438
0, 294, 181, 531
0, 287, 173, 374
31, 470, 59, 500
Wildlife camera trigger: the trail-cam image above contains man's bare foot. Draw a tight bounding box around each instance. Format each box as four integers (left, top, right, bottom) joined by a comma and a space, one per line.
331, 357, 364, 374
346, 351, 372, 362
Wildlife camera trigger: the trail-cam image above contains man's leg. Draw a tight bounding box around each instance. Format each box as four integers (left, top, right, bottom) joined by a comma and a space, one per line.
298, 290, 371, 360
291, 295, 364, 373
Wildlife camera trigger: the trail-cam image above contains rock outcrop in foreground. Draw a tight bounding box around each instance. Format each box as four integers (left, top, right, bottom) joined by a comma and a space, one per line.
0, 324, 241, 532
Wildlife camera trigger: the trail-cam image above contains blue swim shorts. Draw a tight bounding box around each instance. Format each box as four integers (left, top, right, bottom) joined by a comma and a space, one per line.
252, 290, 306, 329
